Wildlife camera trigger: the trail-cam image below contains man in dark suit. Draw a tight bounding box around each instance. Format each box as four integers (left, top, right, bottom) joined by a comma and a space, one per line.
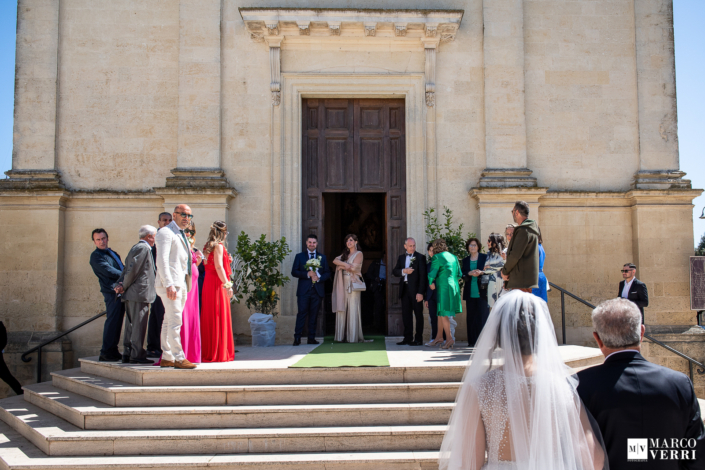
618, 262, 649, 323
392, 238, 427, 346
89, 228, 126, 362
114, 225, 158, 364
577, 298, 704, 469
291, 234, 331, 345
146, 212, 172, 358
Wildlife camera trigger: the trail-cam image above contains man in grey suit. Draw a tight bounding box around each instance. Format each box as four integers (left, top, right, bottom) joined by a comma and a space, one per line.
114, 225, 158, 364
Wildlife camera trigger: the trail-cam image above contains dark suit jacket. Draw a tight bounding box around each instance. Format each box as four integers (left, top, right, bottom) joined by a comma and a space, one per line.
461, 253, 488, 302
618, 278, 649, 318
0, 321, 7, 352
392, 251, 427, 298
89, 248, 123, 295
365, 259, 386, 293
117, 241, 156, 303
425, 260, 437, 303
577, 352, 705, 470
291, 251, 330, 298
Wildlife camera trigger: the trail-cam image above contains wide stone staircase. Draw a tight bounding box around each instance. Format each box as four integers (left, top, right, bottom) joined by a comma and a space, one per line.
0, 349, 603, 469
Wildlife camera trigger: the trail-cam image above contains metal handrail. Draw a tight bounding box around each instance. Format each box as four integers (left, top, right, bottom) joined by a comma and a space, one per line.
21, 310, 107, 383
549, 282, 705, 381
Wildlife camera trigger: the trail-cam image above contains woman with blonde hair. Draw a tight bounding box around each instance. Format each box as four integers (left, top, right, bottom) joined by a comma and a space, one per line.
332, 234, 366, 343
427, 239, 462, 349
200, 221, 235, 362
180, 221, 203, 363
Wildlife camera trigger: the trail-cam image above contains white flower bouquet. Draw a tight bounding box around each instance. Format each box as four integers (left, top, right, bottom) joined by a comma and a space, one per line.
305, 256, 322, 283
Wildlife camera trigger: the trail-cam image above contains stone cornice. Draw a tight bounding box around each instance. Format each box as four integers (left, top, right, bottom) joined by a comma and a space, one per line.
239, 8, 464, 43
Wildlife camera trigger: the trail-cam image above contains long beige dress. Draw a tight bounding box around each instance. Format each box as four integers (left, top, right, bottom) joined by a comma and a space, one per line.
332, 251, 365, 343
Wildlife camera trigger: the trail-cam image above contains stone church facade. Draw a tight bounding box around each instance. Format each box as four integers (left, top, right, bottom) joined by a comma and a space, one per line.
1, 0, 701, 382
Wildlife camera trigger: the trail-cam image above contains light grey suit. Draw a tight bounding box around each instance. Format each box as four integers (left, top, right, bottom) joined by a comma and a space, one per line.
155, 220, 192, 362
117, 240, 156, 360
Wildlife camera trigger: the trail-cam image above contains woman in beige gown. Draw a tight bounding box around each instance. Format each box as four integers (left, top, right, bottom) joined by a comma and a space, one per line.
332, 234, 365, 343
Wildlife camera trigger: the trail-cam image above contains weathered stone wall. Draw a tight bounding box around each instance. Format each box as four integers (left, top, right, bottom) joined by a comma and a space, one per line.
0, 0, 701, 383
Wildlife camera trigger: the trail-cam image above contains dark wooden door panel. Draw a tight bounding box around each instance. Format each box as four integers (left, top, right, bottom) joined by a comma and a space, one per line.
303, 98, 406, 335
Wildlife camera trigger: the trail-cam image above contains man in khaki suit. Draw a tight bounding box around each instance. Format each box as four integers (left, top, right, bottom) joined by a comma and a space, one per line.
154, 204, 197, 369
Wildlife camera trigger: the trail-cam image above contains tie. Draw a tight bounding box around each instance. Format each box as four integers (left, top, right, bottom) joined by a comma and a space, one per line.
309, 252, 314, 259
179, 230, 192, 275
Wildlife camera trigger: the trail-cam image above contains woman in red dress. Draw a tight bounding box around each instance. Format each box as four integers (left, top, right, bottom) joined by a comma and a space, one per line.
200, 221, 235, 362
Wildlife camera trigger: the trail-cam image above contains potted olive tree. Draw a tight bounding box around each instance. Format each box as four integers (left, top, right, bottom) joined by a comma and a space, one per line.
233, 232, 291, 346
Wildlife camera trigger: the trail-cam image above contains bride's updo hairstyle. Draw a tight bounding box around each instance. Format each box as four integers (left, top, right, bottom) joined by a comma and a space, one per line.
203, 221, 228, 259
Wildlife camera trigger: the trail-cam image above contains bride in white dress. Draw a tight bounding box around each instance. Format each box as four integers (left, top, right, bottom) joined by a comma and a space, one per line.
439, 290, 607, 470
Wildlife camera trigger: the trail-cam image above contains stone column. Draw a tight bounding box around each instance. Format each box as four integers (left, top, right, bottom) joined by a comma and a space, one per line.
632, 0, 689, 189
479, 0, 535, 188
169, 0, 226, 186
5, 0, 63, 187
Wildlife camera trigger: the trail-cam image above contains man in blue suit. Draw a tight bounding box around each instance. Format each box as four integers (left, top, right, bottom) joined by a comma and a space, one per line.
291, 234, 331, 345
89, 228, 126, 362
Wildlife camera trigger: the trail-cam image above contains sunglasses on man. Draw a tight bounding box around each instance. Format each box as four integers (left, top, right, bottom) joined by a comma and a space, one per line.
621, 269, 634, 273
176, 212, 193, 219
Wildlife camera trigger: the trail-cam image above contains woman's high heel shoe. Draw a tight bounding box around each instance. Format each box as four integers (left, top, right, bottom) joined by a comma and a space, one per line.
425, 339, 444, 347
441, 340, 455, 350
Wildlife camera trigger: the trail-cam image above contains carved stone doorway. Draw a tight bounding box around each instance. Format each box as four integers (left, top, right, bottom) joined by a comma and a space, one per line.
302, 98, 407, 335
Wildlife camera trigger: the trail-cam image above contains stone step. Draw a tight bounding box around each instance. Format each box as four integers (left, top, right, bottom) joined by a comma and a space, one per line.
78, 357, 466, 386
23, 383, 453, 430
0, 396, 445, 457
52, 369, 460, 407
0, 420, 439, 469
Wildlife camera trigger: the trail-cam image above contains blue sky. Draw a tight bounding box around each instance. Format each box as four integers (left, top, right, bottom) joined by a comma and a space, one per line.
0, 2, 703, 246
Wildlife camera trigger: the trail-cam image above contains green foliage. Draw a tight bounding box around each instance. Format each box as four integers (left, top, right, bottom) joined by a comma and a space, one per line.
234, 232, 291, 316
423, 206, 477, 262
696, 232, 705, 256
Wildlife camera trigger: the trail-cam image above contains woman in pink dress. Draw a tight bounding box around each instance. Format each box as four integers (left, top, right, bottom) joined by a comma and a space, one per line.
181, 221, 203, 363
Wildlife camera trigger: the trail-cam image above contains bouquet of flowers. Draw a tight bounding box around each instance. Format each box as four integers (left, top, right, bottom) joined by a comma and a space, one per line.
305, 256, 322, 283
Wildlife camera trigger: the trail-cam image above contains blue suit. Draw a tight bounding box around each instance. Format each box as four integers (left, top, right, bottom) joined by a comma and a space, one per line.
90, 248, 126, 358
291, 251, 331, 340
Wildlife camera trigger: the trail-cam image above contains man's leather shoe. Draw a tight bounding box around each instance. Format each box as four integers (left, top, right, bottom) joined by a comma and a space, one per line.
396, 340, 410, 346
293, 338, 301, 346
410, 341, 423, 346
160, 360, 175, 367
130, 358, 154, 364
145, 350, 161, 358
307, 339, 320, 345
174, 359, 197, 369
121, 355, 130, 363
99, 355, 121, 362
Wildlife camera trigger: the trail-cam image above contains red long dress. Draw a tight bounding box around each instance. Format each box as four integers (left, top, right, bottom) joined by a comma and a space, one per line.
200, 246, 235, 362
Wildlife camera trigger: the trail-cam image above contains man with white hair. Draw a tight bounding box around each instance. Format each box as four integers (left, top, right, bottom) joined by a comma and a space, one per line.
114, 225, 158, 364
577, 298, 704, 469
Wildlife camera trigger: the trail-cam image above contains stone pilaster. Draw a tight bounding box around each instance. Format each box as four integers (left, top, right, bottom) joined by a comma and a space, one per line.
175, 0, 223, 173
12, 0, 60, 173
480, 0, 535, 188
633, 0, 689, 189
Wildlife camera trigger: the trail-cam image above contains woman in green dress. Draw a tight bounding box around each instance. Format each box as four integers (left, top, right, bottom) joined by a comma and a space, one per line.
427, 238, 463, 349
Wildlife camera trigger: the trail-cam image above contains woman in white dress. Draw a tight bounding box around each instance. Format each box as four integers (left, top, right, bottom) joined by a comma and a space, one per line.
332, 234, 365, 343
439, 290, 607, 470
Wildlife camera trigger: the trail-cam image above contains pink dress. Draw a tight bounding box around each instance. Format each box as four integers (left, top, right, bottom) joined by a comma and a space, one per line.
180, 251, 201, 363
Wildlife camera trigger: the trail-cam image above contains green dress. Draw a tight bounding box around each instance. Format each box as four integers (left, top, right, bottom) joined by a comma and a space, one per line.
427, 251, 463, 317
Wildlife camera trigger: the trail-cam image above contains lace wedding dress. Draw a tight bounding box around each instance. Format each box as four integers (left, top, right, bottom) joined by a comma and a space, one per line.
439, 290, 608, 470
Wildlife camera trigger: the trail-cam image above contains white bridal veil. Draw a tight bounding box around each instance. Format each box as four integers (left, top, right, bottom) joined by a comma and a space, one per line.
439, 290, 607, 470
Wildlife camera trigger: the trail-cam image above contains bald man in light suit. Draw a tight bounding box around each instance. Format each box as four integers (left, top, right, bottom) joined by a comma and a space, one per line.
154, 204, 197, 369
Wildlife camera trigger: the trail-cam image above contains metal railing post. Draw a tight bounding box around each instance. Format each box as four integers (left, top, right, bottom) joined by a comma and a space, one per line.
561, 291, 566, 345
36, 347, 42, 383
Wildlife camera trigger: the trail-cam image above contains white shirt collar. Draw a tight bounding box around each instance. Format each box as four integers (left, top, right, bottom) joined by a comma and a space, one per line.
605, 349, 640, 361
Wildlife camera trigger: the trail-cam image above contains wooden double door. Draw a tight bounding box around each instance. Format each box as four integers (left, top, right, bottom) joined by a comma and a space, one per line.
302, 98, 407, 335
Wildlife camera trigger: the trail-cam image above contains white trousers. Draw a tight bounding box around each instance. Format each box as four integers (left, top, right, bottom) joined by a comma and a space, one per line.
156, 287, 186, 362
